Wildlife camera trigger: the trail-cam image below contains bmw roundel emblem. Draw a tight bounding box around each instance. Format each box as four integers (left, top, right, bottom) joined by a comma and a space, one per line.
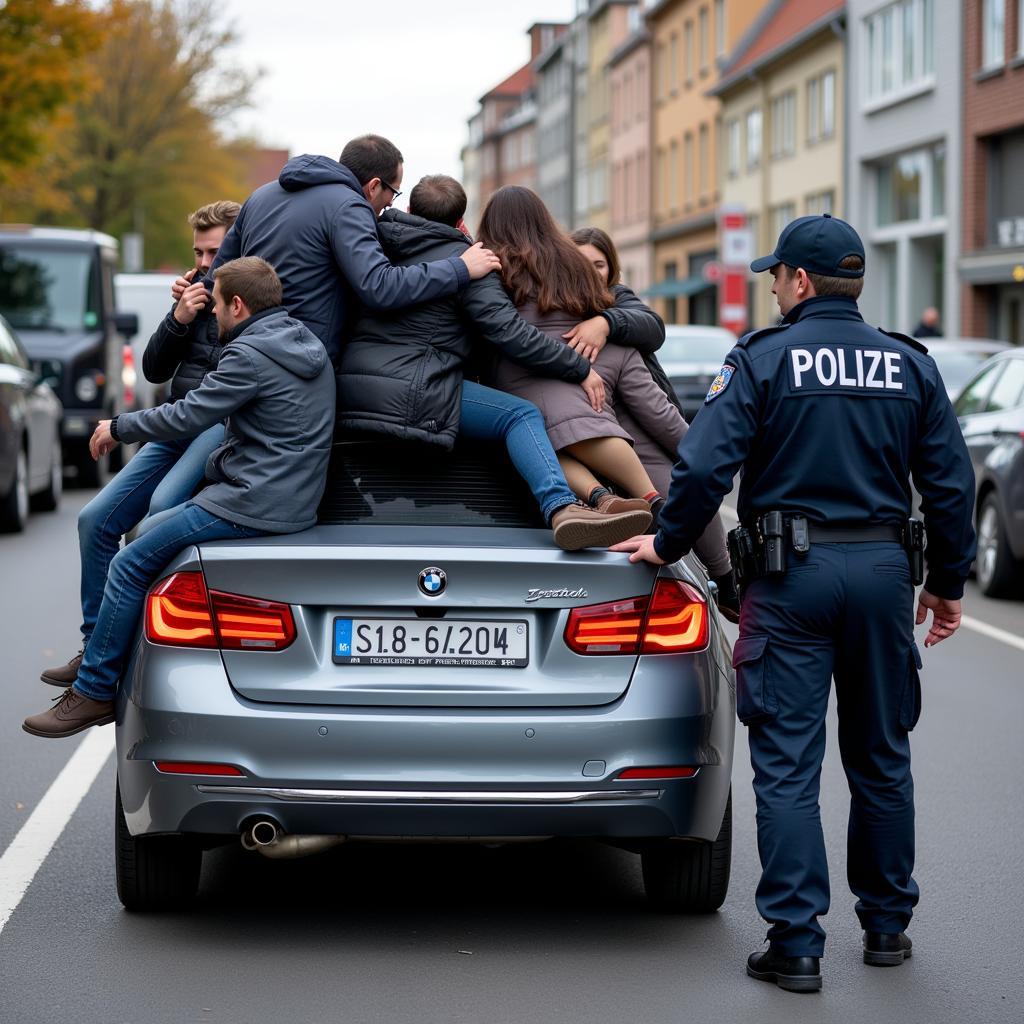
418, 567, 447, 596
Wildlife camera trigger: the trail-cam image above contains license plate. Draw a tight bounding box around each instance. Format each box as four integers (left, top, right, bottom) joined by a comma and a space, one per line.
333, 618, 528, 668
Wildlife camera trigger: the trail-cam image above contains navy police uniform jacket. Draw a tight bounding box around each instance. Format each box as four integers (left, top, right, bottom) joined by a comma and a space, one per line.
653, 296, 976, 599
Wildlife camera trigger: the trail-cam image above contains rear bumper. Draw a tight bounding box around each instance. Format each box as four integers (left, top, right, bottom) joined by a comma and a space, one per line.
116, 635, 735, 843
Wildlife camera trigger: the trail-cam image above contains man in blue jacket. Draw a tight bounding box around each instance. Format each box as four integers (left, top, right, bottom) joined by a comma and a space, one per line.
612, 216, 976, 991
209, 134, 500, 368
23, 257, 336, 738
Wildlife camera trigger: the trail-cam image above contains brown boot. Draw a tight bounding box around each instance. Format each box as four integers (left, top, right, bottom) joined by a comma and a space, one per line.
40, 649, 84, 688
592, 493, 653, 516
551, 501, 652, 551
23, 687, 114, 738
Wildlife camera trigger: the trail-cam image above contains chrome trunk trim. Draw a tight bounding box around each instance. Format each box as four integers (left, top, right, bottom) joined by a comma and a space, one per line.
196, 786, 662, 804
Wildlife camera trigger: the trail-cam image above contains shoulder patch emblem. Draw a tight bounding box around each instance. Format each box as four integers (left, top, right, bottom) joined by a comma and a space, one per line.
705, 364, 736, 403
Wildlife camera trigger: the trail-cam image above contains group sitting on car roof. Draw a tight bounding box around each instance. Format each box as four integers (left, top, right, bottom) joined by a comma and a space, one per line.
24, 132, 736, 740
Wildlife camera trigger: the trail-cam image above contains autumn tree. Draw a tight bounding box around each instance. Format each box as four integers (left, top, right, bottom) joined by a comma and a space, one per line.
0, 0, 104, 182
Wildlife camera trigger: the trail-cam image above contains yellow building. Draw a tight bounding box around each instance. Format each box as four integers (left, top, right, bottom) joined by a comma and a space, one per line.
647, 0, 764, 324
711, 0, 846, 330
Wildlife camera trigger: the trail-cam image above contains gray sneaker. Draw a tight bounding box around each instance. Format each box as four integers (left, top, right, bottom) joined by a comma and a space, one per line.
551, 501, 652, 551
40, 649, 84, 688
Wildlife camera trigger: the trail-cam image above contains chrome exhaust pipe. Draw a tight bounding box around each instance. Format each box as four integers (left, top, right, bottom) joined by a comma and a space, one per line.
240, 820, 346, 859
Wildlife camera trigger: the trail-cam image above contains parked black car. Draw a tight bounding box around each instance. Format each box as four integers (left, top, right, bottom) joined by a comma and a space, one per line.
0, 314, 63, 532
0, 227, 138, 486
953, 349, 1024, 597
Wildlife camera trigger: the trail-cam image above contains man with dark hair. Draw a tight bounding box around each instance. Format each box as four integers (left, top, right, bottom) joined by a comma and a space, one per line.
208, 134, 500, 367
337, 175, 651, 550
40, 199, 241, 692
24, 257, 336, 738
613, 214, 976, 991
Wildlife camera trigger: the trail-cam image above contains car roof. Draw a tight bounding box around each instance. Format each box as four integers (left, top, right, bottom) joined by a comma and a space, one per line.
663, 324, 737, 340
0, 225, 119, 249
919, 337, 1010, 352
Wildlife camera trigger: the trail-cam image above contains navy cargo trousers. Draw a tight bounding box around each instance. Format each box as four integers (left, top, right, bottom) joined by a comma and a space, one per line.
732, 541, 922, 957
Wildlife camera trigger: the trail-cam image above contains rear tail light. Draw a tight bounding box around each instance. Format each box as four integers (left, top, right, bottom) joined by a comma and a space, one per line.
154, 761, 245, 776
145, 571, 295, 651
565, 578, 708, 655
121, 344, 136, 407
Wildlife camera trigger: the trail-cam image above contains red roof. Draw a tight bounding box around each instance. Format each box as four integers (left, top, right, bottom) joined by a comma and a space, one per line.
481, 62, 534, 102
723, 0, 844, 83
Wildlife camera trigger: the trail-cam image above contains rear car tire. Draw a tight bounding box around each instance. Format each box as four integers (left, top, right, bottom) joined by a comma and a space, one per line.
642, 790, 731, 913
31, 432, 62, 512
0, 446, 29, 532
976, 494, 1020, 598
115, 782, 201, 911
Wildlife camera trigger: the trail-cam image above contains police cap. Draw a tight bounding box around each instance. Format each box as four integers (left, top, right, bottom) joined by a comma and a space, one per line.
750, 214, 865, 278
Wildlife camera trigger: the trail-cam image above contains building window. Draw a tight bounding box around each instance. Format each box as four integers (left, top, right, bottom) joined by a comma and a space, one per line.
1019, 0, 1024, 55
656, 43, 666, 99
875, 144, 946, 226
670, 33, 679, 91
726, 118, 741, 177
684, 132, 694, 202
771, 202, 797, 240
864, 0, 934, 103
805, 190, 835, 216
807, 70, 836, 144
746, 108, 762, 169
698, 123, 709, 194
656, 147, 666, 213
670, 139, 679, 211
699, 6, 710, 71
684, 20, 695, 83
770, 90, 796, 159
982, 0, 1005, 69
715, 0, 726, 57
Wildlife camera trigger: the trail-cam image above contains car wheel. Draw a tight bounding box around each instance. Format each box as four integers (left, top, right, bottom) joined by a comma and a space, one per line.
976, 494, 1020, 598
0, 446, 29, 533
115, 782, 201, 911
31, 431, 62, 513
642, 790, 731, 913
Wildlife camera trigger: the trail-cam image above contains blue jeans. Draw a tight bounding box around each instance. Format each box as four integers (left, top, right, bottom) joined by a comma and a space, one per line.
73, 501, 264, 701
77, 424, 225, 644
459, 381, 576, 522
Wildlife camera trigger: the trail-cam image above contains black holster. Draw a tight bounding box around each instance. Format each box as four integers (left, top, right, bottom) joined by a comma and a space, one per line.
904, 518, 925, 586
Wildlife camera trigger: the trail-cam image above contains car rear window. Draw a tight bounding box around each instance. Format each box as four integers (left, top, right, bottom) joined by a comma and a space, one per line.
317, 440, 547, 528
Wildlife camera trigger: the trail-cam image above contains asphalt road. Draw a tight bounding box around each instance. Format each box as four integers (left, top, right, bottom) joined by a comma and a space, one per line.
1, 490, 1022, 1024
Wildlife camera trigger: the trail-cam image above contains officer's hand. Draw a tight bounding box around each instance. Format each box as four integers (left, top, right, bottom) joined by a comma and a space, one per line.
581, 369, 605, 412
171, 267, 197, 301
915, 589, 962, 648
609, 534, 666, 565
460, 241, 501, 280
89, 420, 119, 461
563, 316, 609, 362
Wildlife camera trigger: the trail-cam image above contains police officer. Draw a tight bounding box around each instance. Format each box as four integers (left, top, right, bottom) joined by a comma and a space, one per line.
612, 215, 976, 993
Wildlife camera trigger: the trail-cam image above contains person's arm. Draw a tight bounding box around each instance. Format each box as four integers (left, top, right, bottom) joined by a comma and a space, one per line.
910, 367, 977, 601
459, 273, 589, 383
330, 200, 476, 312
113, 345, 258, 444
603, 285, 666, 356
142, 281, 209, 384
614, 349, 687, 452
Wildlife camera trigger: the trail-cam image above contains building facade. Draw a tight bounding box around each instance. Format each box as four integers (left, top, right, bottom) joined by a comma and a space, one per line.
847, 0, 961, 336
609, 19, 654, 292
960, 0, 1024, 344
647, 0, 763, 324
535, 33, 576, 228
713, 0, 846, 331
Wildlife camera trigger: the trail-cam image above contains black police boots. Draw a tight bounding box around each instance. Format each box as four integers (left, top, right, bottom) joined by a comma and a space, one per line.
863, 931, 913, 966
746, 947, 822, 993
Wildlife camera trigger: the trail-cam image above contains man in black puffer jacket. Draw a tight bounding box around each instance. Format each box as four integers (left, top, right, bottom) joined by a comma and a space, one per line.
338, 175, 652, 551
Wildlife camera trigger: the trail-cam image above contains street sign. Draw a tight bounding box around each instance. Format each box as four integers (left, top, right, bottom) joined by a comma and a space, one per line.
702, 261, 722, 283
718, 206, 750, 336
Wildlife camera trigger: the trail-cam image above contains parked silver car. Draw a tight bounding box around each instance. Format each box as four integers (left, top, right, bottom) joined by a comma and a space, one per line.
656, 325, 738, 421
114, 441, 736, 913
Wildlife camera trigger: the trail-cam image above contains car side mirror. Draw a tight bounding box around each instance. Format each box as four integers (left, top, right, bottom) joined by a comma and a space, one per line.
112, 311, 139, 339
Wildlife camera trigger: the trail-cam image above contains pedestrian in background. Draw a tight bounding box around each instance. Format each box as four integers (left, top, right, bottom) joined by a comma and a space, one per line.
913, 307, 943, 338
612, 214, 976, 993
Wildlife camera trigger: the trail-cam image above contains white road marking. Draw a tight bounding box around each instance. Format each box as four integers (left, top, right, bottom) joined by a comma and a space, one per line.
718, 504, 1022, 653
0, 727, 114, 937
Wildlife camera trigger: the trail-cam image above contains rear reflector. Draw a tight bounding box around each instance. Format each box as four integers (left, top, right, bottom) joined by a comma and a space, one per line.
154, 761, 245, 776
564, 578, 708, 655
618, 766, 699, 780
146, 571, 295, 651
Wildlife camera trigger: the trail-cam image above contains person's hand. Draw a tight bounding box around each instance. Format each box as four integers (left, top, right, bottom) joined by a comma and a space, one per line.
563, 316, 609, 362
460, 241, 501, 280
171, 267, 197, 301
581, 368, 605, 412
89, 420, 119, 461
173, 280, 210, 325
915, 589, 962, 648
609, 534, 667, 564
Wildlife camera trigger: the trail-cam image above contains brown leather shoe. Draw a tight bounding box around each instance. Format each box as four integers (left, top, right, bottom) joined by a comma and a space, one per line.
40, 649, 84, 688
592, 493, 653, 516
551, 501, 652, 551
23, 687, 114, 738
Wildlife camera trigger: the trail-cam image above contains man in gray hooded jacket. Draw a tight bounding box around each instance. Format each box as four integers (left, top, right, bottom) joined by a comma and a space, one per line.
23, 257, 335, 739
